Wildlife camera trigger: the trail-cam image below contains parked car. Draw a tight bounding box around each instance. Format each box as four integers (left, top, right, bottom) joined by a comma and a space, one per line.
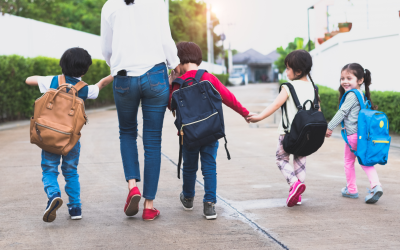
228, 73, 244, 86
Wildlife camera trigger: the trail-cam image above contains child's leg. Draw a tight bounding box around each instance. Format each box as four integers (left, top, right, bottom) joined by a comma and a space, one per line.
182, 145, 201, 199
345, 134, 359, 193
276, 135, 297, 186
361, 165, 381, 189
61, 141, 81, 208
199, 141, 219, 203
41, 150, 62, 198
293, 155, 306, 183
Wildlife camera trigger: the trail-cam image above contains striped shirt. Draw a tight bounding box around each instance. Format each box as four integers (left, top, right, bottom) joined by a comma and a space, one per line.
328, 89, 365, 135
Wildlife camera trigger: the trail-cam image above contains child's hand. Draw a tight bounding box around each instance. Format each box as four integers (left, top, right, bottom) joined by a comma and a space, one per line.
325, 129, 333, 138
169, 69, 178, 85
244, 112, 256, 123
96, 75, 114, 90
246, 113, 262, 123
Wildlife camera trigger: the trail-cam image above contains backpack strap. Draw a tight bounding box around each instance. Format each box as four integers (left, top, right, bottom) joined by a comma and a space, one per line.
194, 69, 207, 83
73, 81, 88, 92
279, 82, 302, 133
339, 90, 366, 156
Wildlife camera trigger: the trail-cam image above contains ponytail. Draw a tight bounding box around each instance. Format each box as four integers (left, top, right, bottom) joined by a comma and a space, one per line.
125, 0, 135, 5
308, 73, 321, 103
363, 69, 377, 109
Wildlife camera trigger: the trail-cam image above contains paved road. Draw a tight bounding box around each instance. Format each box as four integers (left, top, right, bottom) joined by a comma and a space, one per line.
1, 83, 400, 249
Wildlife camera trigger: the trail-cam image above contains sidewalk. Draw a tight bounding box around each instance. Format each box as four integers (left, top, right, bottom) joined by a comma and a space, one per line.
1, 84, 400, 249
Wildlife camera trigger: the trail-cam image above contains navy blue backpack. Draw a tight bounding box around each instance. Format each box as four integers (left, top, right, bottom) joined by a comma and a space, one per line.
171, 70, 230, 178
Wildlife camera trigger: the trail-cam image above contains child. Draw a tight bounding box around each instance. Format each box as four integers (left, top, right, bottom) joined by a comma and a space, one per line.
25, 47, 113, 222
168, 42, 250, 220
247, 50, 320, 207
325, 63, 383, 203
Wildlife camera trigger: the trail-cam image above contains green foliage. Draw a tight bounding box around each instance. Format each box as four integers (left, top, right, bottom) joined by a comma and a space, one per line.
0, 55, 113, 122
303, 40, 315, 52
214, 73, 229, 86
169, 0, 222, 61
275, 37, 304, 74
316, 84, 400, 134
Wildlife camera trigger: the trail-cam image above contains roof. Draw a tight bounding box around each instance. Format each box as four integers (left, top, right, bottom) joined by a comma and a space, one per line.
232, 49, 279, 65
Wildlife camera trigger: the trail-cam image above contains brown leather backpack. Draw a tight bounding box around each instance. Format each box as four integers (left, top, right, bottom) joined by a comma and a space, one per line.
30, 75, 88, 156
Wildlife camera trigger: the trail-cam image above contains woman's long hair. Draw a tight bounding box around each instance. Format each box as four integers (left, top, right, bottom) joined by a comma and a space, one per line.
285, 50, 320, 103
125, 0, 135, 5
339, 63, 377, 109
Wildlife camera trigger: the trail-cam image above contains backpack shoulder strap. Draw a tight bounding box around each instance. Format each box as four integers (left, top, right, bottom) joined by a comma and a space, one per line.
58, 75, 66, 86
339, 89, 366, 109
194, 69, 207, 83
73, 81, 88, 92
172, 78, 185, 86
280, 82, 302, 109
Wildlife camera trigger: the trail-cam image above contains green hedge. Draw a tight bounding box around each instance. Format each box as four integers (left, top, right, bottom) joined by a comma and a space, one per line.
214, 73, 229, 85
316, 84, 400, 133
0, 55, 113, 122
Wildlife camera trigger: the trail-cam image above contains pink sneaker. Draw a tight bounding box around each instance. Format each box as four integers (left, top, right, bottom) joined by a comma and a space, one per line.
287, 181, 306, 207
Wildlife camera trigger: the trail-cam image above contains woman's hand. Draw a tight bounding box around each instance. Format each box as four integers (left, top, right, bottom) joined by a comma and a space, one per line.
325, 129, 333, 138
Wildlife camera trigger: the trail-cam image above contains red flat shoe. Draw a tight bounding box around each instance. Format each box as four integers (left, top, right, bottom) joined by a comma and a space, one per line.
142, 208, 160, 221
124, 187, 141, 216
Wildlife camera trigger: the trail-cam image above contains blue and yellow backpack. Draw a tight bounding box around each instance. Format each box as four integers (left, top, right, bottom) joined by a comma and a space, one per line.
340, 89, 390, 166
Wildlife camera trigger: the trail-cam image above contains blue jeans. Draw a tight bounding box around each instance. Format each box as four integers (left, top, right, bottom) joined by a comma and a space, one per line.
182, 141, 219, 203
41, 141, 81, 208
113, 63, 169, 200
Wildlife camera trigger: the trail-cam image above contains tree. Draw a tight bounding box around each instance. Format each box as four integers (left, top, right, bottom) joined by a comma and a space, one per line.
275, 37, 315, 74
169, 0, 221, 61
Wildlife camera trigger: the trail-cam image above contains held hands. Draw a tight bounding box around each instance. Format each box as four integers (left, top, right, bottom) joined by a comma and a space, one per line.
246, 113, 261, 123
325, 129, 333, 138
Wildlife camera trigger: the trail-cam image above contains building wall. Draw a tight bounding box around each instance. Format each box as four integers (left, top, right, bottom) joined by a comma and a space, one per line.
314, 0, 335, 47
310, 24, 400, 92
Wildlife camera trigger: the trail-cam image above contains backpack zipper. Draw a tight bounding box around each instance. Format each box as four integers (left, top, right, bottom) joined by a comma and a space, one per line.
35, 122, 71, 135
372, 140, 389, 144
180, 112, 219, 145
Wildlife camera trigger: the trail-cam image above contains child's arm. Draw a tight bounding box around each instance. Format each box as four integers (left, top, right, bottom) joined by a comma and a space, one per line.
247, 88, 288, 123
25, 76, 41, 86
96, 75, 114, 90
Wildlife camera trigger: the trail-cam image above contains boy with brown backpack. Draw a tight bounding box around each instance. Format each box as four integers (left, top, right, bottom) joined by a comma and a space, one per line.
26, 47, 113, 222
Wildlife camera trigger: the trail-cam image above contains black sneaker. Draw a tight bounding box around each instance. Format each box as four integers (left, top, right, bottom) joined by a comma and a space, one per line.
43, 194, 63, 223
180, 192, 194, 211
203, 202, 217, 220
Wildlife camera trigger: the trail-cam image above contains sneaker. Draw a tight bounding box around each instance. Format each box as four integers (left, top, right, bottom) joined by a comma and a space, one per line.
341, 187, 359, 199
365, 185, 383, 204
43, 194, 63, 223
124, 187, 141, 216
203, 202, 217, 220
142, 208, 160, 221
180, 192, 194, 211
297, 195, 302, 205
287, 180, 306, 207
69, 207, 82, 220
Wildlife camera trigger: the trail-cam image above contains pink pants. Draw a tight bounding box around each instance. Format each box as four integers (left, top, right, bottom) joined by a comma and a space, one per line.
344, 134, 381, 193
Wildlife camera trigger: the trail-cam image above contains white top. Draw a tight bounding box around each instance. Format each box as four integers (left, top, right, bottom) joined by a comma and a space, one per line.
37, 76, 100, 100
278, 80, 316, 135
101, 0, 180, 77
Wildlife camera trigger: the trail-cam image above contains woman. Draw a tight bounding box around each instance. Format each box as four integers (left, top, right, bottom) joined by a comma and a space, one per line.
101, 0, 180, 221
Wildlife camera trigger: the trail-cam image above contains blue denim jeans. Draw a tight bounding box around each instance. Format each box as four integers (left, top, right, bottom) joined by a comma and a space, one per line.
113, 63, 169, 200
182, 141, 219, 203
41, 141, 81, 208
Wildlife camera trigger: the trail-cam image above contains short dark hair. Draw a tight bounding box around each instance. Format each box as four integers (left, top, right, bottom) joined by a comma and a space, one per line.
176, 42, 203, 66
59, 47, 92, 77
125, 0, 134, 5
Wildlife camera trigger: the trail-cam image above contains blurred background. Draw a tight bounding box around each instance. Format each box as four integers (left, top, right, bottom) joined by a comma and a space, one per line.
1, 0, 400, 130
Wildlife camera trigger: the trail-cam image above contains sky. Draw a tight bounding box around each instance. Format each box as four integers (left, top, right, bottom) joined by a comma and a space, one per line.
204, 0, 318, 55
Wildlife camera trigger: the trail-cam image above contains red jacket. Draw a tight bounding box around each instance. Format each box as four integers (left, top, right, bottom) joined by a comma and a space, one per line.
168, 70, 249, 117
